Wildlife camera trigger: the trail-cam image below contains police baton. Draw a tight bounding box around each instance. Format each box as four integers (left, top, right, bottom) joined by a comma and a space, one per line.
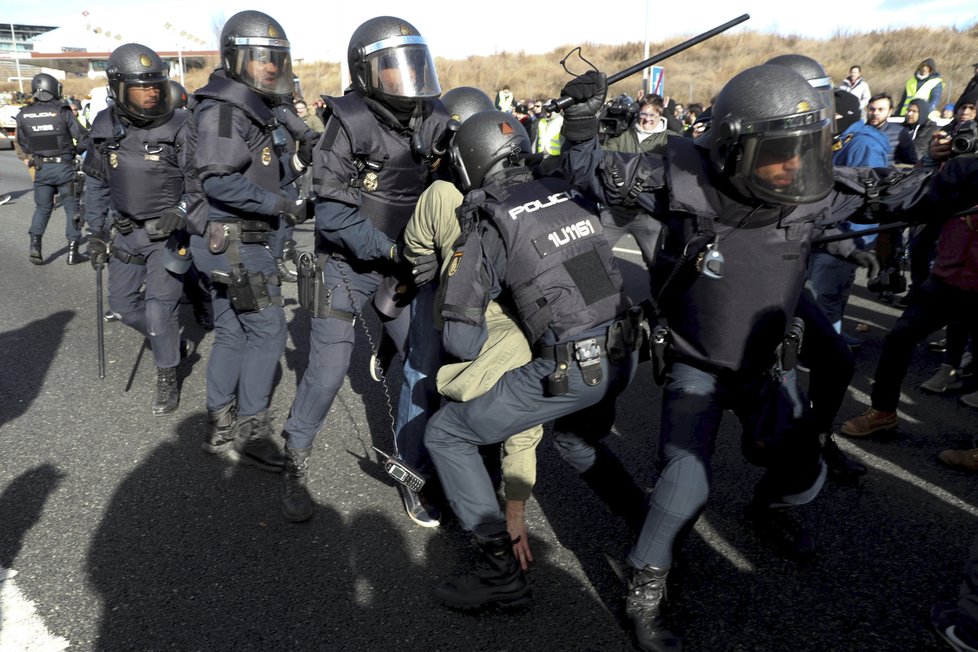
546, 13, 751, 113
96, 264, 106, 379
813, 221, 912, 244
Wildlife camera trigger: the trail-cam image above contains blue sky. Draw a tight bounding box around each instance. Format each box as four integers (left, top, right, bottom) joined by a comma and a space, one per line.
6, 1, 978, 61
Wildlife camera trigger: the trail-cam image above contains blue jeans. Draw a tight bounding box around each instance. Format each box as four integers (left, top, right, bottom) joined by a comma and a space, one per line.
395, 282, 442, 475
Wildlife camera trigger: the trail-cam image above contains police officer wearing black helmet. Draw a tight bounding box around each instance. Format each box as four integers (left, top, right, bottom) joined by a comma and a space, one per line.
556, 64, 912, 651
279, 16, 449, 525
764, 53, 869, 485
424, 110, 642, 611
16, 72, 89, 265
83, 43, 206, 415
190, 10, 307, 472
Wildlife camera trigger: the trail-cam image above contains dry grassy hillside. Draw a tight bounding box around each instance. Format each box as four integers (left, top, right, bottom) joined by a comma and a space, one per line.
21, 23, 978, 109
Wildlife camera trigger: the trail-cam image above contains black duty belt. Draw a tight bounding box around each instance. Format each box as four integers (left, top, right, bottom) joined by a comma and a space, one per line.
38, 156, 72, 163
112, 248, 146, 265
539, 339, 608, 361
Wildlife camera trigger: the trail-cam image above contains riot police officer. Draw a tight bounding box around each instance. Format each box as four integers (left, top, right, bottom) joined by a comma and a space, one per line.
190, 10, 307, 471
84, 43, 206, 415
556, 65, 900, 651
279, 16, 449, 524
16, 73, 89, 265
424, 110, 640, 611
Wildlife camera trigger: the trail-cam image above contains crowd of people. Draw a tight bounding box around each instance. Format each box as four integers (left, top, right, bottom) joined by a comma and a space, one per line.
9, 13, 978, 651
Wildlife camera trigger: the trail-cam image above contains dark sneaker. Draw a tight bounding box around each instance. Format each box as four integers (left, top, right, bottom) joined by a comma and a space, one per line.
103, 310, 121, 323
932, 601, 978, 652
746, 505, 816, 564
920, 364, 963, 394
433, 532, 530, 611
626, 566, 682, 652
398, 483, 440, 528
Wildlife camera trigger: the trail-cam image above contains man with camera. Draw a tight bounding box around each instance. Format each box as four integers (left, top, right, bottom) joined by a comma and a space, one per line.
841, 115, 978, 438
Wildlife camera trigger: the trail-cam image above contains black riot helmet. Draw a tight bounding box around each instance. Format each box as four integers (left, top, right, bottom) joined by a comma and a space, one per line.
347, 16, 441, 103
106, 43, 173, 122
441, 86, 494, 124
220, 10, 293, 99
169, 80, 188, 109
699, 64, 834, 206
31, 73, 62, 102
449, 110, 530, 192
765, 54, 835, 124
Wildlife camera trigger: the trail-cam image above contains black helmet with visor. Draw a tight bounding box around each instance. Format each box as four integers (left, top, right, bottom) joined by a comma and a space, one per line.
221, 10, 293, 99
106, 43, 173, 122
348, 16, 441, 102
699, 65, 834, 206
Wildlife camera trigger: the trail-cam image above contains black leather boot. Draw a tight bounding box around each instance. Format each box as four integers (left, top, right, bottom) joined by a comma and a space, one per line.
820, 432, 867, 484
29, 235, 42, 264
282, 445, 314, 522
433, 531, 530, 611
626, 566, 682, 652
202, 400, 237, 455
152, 367, 179, 416
66, 240, 83, 265
231, 410, 286, 471
746, 501, 816, 564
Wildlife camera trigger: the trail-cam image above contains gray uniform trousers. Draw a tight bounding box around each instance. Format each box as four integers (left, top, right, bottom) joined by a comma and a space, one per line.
108, 229, 183, 368
425, 350, 637, 537
189, 234, 286, 417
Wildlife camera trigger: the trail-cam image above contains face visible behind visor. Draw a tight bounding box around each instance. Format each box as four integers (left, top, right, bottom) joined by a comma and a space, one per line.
221, 10, 294, 99
703, 65, 834, 206
106, 43, 173, 122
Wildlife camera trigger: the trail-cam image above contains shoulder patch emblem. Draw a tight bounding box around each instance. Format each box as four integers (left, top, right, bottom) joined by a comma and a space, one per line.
447, 251, 463, 277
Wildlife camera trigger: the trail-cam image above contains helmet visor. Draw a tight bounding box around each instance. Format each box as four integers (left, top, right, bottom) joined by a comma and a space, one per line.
364, 37, 441, 100
741, 124, 834, 204
119, 79, 172, 119
231, 43, 293, 97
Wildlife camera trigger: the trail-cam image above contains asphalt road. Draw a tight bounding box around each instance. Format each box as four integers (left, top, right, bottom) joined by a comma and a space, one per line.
0, 147, 975, 651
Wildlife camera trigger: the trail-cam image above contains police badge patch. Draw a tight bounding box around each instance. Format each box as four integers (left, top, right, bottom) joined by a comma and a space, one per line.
109, 152, 119, 168
447, 251, 463, 277
261, 146, 272, 166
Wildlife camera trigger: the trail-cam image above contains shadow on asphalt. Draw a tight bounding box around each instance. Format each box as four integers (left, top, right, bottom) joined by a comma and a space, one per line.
0, 309, 74, 428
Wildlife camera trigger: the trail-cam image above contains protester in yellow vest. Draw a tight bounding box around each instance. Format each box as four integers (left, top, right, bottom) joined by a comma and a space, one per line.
898, 58, 944, 116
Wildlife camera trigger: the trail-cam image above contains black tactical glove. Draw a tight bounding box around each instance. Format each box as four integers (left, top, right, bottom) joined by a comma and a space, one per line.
296, 137, 315, 167
559, 70, 608, 142
157, 206, 187, 237
847, 248, 880, 280
88, 232, 108, 270
276, 196, 308, 226
408, 252, 438, 287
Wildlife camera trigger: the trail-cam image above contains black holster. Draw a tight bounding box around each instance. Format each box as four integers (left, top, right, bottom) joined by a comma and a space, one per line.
295, 252, 355, 322
212, 264, 272, 314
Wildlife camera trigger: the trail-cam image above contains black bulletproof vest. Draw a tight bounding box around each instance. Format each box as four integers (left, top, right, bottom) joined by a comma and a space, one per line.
482, 176, 630, 346
89, 109, 187, 221
658, 138, 829, 373
18, 100, 74, 157
194, 73, 282, 193
320, 93, 449, 239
